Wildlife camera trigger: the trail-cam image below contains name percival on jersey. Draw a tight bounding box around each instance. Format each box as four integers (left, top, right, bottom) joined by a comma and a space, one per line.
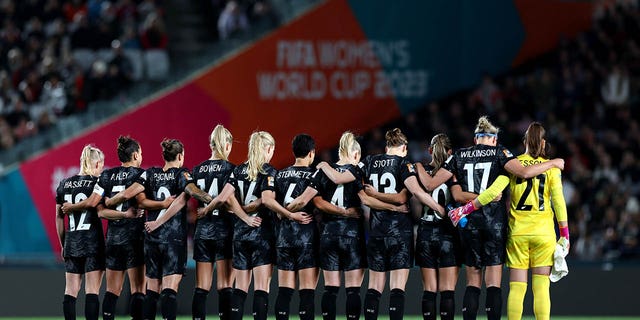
138, 167, 194, 243
310, 163, 364, 238
56, 175, 105, 257
94, 166, 146, 245
192, 159, 236, 241
444, 144, 515, 229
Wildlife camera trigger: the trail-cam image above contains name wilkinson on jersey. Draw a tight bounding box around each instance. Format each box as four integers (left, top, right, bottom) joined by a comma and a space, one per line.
459, 149, 497, 158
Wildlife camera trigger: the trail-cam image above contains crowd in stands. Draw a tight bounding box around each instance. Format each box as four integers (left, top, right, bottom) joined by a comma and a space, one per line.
335, 2, 640, 262
0, 0, 168, 151
212, 0, 279, 40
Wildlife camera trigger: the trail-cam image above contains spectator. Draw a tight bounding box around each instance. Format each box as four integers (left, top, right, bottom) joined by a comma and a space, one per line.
140, 12, 167, 49
218, 1, 249, 40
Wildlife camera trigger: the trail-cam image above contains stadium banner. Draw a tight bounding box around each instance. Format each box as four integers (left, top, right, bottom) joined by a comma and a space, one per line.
12, 0, 591, 255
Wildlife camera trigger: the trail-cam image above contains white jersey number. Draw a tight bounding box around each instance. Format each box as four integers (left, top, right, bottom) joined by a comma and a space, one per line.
64, 193, 91, 231
369, 172, 397, 194
197, 178, 219, 215
463, 162, 492, 193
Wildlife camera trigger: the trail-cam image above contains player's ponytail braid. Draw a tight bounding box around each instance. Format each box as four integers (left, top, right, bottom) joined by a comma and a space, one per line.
430, 133, 451, 175
385, 128, 408, 147
338, 131, 361, 160
161, 139, 184, 161
210, 124, 233, 161
475, 115, 499, 136
525, 122, 547, 159
117, 135, 140, 163
247, 131, 275, 181
80, 145, 104, 176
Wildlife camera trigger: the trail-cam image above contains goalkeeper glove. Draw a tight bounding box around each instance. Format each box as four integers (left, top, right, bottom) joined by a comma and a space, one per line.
448, 201, 478, 227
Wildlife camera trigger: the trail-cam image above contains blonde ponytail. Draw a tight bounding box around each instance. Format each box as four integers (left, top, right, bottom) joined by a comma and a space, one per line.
210, 124, 233, 160
79, 145, 104, 176
247, 131, 275, 181
338, 131, 361, 160
474, 115, 499, 137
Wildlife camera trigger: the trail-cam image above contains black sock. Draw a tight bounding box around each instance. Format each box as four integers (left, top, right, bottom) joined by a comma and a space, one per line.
389, 289, 405, 320
345, 287, 361, 320
160, 289, 177, 320
321, 286, 339, 320
439, 291, 455, 320
144, 290, 160, 320
192, 288, 209, 320
63, 294, 77, 320
85, 293, 100, 320
363, 289, 381, 320
422, 291, 436, 320
252, 290, 269, 320
218, 288, 233, 320
131, 292, 145, 320
102, 291, 118, 320
462, 286, 480, 320
298, 289, 315, 320
230, 289, 247, 320
485, 286, 502, 320
275, 287, 294, 320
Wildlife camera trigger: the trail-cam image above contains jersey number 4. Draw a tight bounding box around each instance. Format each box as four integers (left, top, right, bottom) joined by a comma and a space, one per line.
64, 193, 91, 231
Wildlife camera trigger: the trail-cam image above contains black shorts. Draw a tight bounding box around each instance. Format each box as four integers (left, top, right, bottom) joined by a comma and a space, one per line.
460, 227, 506, 268
193, 238, 232, 263
144, 241, 187, 279
232, 238, 275, 270
319, 235, 366, 271
277, 243, 318, 271
65, 254, 105, 274
415, 226, 463, 269
367, 234, 413, 272
105, 240, 145, 271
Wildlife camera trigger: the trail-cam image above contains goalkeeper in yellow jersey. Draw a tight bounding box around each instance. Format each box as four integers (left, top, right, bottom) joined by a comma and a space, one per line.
449, 122, 569, 320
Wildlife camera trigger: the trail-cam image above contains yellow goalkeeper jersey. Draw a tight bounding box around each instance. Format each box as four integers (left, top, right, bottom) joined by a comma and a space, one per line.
508, 154, 567, 236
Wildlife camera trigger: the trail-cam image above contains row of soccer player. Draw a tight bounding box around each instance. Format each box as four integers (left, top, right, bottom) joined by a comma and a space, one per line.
55, 115, 568, 320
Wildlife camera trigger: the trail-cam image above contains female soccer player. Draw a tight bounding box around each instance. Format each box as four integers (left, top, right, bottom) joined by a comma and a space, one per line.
417, 116, 564, 320
56, 145, 105, 320
225, 131, 279, 320
414, 133, 473, 320
319, 128, 444, 320
266, 134, 318, 320
190, 125, 239, 320
460, 123, 569, 320
288, 131, 408, 320
135, 139, 214, 320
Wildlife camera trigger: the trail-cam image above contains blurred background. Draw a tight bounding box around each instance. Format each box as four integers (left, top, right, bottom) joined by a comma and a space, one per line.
0, 0, 638, 317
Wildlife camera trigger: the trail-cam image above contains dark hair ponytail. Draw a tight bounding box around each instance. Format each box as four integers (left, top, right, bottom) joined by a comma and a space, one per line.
385, 128, 408, 147
117, 136, 140, 163
161, 139, 184, 161
524, 122, 546, 159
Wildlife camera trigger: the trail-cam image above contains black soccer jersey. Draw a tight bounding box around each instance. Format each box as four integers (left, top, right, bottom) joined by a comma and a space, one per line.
56, 175, 105, 257
360, 154, 416, 237
274, 165, 317, 247
227, 163, 276, 241
192, 159, 235, 241
444, 144, 515, 229
420, 164, 456, 233
138, 167, 193, 244
94, 166, 145, 245
310, 163, 364, 238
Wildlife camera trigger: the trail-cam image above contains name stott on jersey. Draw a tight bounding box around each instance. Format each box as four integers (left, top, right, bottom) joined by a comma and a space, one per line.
421, 164, 456, 233
274, 166, 316, 247
360, 154, 416, 237
228, 163, 276, 241
138, 167, 193, 244
94, 166, 145, 245
56, 175, 105, 257
310, 163, 364, 238
192, 159, 235, 240
444, 144, 515, 228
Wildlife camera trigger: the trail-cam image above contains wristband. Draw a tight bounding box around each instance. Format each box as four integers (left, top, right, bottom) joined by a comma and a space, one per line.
559, 226, 569, 240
